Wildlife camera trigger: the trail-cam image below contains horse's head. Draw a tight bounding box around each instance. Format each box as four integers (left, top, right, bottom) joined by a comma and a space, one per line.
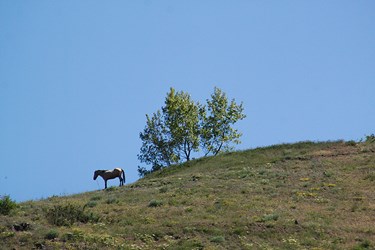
93, 170, 101, 180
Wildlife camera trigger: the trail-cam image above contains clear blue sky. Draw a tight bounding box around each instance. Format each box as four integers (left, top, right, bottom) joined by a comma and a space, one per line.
1, 1, 374, 202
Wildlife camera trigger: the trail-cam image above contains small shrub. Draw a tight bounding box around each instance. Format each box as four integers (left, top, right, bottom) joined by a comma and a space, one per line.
90, 196, 101, 201
148, 200, 163, 207
106, 197, 119, 204
85, 201, 98, 208
364, 172, 375, 182
323, 171, 334, 178
185, 207, 193, 213
233, 227, 246, 236
210, 236, 225, 243
353, 239, 372, 250
365, 134, 375, 143
260, 213, 279, 222
45, 229, 59, 240
159, 186, 168, 193
0, 195, 17, 215
46, 203, 98, 226
183, 226, 196, 233
62, 229, 85, 242
346, 140, 357, 146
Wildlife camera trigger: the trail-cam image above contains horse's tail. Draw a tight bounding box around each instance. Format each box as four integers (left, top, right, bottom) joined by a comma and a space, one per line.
122, 169, 126, 184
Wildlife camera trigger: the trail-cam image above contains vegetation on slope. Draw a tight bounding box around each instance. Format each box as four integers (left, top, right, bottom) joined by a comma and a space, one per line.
138, 87, 245, 176
1, 140, 374, 249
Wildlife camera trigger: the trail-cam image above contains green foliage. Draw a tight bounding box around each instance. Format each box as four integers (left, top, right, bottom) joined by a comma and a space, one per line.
159, 186, 168, 193
45, 229, 59, 240
353, 240, 372, 250
210, 236, 225, 243
62, 229, 85, 242
346, 140, 357, 146
84, 201, 98, 208
138, 110, 175, 172
46, 203, 99, 226
90, 195, 101, 201
260, 213, 279, 222
365, 134, 375, 143
164, 88, 201, 162
0, 195, 17, 215
138, 87, 245, 176
138, 88, 202, 173
105, 197, 119, 204
148, 200, 163, 207
201, 87, 246, 156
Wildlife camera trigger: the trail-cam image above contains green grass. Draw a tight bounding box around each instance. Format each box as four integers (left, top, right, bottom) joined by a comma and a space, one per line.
1, 140, 374, 249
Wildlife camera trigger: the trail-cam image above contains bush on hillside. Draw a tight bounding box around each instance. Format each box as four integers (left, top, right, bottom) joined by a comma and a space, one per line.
148, 200, 163, 207
45, 229, 59, 240
0, 195, 17, 215
46, 203, 99, 226
365, 134, 375, 143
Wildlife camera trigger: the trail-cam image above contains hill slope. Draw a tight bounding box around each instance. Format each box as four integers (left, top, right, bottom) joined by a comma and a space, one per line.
1, 140, 374, 249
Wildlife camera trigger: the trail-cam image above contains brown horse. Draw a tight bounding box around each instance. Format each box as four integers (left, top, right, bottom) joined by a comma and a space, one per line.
93, 168, 126, 189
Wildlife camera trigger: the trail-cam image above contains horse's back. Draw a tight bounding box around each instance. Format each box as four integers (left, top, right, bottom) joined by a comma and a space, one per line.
114, 168, 123, 173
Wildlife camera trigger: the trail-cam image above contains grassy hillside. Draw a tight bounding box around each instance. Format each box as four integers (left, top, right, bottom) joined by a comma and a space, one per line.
1, 140, 374, 249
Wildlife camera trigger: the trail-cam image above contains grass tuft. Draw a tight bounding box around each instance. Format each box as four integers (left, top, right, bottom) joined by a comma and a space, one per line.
148, 200, 163, 207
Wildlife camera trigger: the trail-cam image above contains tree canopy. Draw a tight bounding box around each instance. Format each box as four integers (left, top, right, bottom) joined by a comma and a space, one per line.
200, 87, 246, 156
138, 87, 245, 176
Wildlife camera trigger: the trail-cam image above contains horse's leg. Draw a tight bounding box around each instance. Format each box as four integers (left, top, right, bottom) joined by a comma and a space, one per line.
105, 180, 107, 189
119, 176, 123, 186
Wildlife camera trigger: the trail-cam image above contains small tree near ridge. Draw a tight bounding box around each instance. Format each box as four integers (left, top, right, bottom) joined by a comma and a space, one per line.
200, 87, 246, 156
138, 87, 245, 177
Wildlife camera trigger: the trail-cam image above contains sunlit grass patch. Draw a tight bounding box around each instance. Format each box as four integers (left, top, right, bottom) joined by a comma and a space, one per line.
325, 183, 337, 187
296, 191, 318, 198
300, 177, 310, 182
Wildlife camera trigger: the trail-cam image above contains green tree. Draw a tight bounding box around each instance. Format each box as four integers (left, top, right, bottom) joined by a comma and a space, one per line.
138, 88, 202, 176
138, 87, 245, 176
200, 87, 246, 156
163, 88, 202, 162
138, 110, 175, 175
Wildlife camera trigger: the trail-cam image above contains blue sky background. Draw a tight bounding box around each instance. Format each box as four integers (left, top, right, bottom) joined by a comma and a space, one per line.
1, 1, 374, 202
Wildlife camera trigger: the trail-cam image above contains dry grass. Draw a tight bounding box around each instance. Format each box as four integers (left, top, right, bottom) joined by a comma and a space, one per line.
1, 140, 374, 249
